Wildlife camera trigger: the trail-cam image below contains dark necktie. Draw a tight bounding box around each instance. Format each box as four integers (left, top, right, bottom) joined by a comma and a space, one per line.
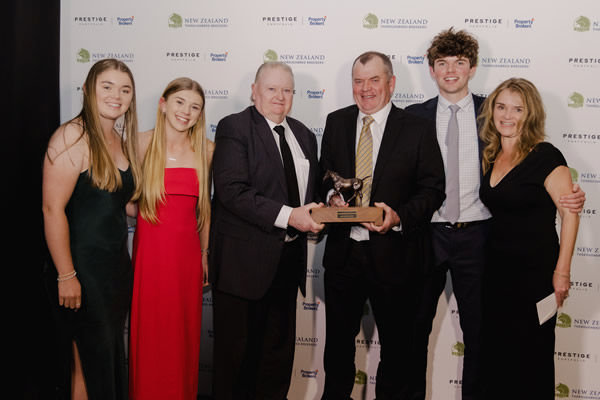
274, 125, 300, 236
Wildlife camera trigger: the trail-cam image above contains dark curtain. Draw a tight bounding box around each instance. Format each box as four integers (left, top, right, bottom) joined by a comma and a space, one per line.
6, 0, 60, 399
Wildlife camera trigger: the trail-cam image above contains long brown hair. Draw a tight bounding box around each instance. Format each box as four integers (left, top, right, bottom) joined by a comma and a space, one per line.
66, 58, 141, 193
479, 77, 546, 174
138, 77, 211, 231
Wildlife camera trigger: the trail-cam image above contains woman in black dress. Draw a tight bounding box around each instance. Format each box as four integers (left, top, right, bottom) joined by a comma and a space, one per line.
42, 59, 141, 400
478, 78, 579, 399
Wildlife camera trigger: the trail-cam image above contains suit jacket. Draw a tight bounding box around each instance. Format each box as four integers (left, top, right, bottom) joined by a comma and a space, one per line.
405, 94, 486, 179
319, 103, 445, 283
210, 106, 320, 300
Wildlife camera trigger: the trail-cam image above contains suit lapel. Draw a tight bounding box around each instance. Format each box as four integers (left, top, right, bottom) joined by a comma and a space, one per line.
250, 107, 287, 191
288, 118, 314, 204
372, 105, 404, 197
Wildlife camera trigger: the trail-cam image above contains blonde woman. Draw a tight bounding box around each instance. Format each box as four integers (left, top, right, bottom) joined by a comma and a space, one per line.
129, 77, 214, 400
42, 58, 141, 400
478, 78, 579, 399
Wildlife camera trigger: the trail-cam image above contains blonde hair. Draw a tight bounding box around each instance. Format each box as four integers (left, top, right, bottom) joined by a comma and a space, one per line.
479, 77, 546, 174
138, 77, 211, 231
56, 58, 141, 194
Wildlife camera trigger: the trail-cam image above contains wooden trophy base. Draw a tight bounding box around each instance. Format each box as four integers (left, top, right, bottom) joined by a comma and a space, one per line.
311, 207, 383, 226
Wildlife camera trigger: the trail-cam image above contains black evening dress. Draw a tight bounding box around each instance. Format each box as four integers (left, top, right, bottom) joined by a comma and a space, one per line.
479, 142, 566, 400
46, 168, 134, 400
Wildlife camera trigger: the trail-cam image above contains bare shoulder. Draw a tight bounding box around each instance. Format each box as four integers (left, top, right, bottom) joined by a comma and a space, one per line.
45, 120, 88, 171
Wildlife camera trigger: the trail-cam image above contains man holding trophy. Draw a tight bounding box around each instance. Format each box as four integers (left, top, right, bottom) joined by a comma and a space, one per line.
318, 51, 445, 399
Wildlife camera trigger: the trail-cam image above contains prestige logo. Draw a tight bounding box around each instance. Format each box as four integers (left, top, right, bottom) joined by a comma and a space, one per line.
448, 379, 462, 388
513, 18, 534, 28
451, 342, 465, 357
562, 132, 600, 145
378, 17, 428, 29
262, 15, 299, 26
479, 56, 531, 68
568, 57, 600, 68
165, 51, 202, 62
355, 338, 380, 349
554, 350, 594, 363
464, 17, 505, 29
73, 16, 110, 25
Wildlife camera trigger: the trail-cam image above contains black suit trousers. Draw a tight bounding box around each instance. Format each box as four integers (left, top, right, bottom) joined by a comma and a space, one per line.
411, 221, 489, 400
322, 240, 420, 400
212, 239, 303, 400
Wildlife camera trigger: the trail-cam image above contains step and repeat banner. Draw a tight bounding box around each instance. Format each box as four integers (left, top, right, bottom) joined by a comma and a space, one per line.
60, 1, 599, 399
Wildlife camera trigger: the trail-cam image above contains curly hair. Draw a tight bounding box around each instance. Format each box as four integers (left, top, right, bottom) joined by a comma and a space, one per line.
427, 27, 479, 67
478, 77, 546, 174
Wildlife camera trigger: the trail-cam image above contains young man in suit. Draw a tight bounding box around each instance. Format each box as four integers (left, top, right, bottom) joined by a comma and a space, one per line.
319, 51, 445, 399
210, 61, 324, 399
406, 28, 586, 400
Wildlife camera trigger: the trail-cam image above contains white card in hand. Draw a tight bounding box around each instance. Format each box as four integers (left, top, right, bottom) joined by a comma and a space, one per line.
536, 293, 557, 325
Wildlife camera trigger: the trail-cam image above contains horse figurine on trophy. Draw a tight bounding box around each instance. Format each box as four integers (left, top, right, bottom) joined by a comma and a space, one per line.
323, 170, 371, 205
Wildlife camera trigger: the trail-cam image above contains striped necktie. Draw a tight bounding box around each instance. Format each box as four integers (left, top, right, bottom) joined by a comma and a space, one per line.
355, 115, 374, 207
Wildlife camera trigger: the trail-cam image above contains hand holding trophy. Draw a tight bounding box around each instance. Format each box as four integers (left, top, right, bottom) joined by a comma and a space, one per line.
311, 170, 383, 225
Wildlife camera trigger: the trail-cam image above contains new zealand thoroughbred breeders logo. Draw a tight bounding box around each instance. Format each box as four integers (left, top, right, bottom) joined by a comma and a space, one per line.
363, 13, 378, 29
168, 13, 183, 28
568, 92, 584, 108
263, 49, 278, 62
556, 313, 572, 328
452, 342, 465, 356
574, 16, 591, 31
77, 48, 90, 63
570, 168, 579, 183
355, 370, 367, 384
556, 383, 570, 398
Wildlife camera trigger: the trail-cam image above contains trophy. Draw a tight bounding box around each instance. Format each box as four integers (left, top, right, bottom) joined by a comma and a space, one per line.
311, 170, 383, 225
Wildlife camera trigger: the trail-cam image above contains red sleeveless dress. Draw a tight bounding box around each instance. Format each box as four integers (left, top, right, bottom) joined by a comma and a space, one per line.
129, 168, 204, 399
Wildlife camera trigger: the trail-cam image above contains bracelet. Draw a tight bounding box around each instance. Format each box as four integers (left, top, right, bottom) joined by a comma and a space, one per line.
202, 248, 209, 255
57, 271, 77, 282
553, 270, 570, 279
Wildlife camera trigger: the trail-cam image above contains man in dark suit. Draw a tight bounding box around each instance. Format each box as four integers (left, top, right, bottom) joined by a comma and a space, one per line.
406, 28, 586, 400
405, 28, 488, 400
319, 51, 445, 399
210, 61, 324, 399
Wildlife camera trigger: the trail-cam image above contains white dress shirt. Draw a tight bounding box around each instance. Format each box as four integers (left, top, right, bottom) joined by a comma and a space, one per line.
264, 118, 310, 237
432, 93, 491, 223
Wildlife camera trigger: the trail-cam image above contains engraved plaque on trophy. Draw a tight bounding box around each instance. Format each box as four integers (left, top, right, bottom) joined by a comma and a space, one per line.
310, 170, 383, 225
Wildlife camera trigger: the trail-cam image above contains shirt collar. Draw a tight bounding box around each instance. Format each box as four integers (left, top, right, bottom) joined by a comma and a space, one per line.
358, 101, 392, 126
438, 92, 473, 112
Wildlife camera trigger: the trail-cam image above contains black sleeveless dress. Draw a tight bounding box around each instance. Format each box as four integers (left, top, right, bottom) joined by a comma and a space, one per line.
46, 168, 134, 400
479, 142, 566, 399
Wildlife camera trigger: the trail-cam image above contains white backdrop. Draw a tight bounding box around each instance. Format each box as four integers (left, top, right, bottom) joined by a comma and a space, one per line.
61, 1, 600, 398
